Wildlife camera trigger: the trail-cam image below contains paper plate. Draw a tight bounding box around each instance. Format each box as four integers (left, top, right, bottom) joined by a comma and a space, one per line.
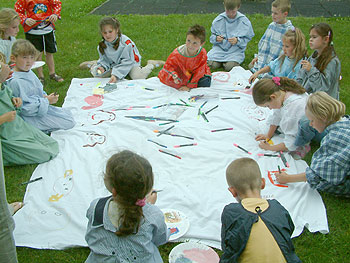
31, 61, 45, 69
169, 242, 220, 263
161, 209, 190, 241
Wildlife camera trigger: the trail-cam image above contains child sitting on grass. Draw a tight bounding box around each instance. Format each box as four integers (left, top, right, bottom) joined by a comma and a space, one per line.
0, 61, 58, 166
85, 150, 169, 262
158, 24, 211, 91
207, 0, 254, 71
277, 92, 350, 197
221, 157, 300, 262
7, 39, 75, 133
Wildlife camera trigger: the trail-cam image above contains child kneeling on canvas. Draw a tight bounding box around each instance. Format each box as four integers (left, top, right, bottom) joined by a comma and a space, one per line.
276, 92, 350, 197
7, 39, 75, 133
85, 150, 170, 263
221, 157, 300, 263
158, 24, 211, 91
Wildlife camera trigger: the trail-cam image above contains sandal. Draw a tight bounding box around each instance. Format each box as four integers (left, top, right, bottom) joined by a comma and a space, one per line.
9, 202, 24, 216
49, 73, 64, 82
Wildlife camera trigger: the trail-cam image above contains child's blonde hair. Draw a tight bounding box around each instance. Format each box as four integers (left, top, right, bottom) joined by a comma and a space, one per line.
252, 77, 305, 105
306, 91, 345, 126
104, 150, 154, 236
310, 23, 337, 74
98, 17, 121, 55
224, 0, 241, 10
226, 158, 262, 194
279, 27, 307, 71
11, 39, 38, 57
0, 8, 20, 39
272, 0, 291, 13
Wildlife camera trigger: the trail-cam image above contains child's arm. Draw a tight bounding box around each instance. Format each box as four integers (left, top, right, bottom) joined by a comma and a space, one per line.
15, 0, 29, 25
276, 171, 306, 184
249, 65, 270, 83
255, 124, 277, 142
230, 18, 254, 49
0, 111, 16, 125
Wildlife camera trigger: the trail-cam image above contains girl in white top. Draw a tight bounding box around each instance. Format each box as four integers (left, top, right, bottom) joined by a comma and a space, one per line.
0, 8, 20, 64
91, 17, 163, 83
253, 77, 308, 153
249, 27, 307, 83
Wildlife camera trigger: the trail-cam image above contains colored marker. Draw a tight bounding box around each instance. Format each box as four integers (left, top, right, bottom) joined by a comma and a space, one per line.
280, 151, 290, 168
221, 97, 240, 100
169, 134, 194, 140
151, 189, 163, 194
233, 143, 252, 155
278, 165, 281, 174
201, 112, 209, 122
159, 121, 177, 126
53, 92, 58, 96
143, 87, 154, 91
257, 153, 280, 157
21, 177, 43, 185
200, 100, 208, 109
147, 139, 167, 148
205, 105, 218, 115
211, 128, 233, 132
157, 125, 175, 137
153, 104, 168, 109
174, 143, 197, 148
159, 149, 181, 159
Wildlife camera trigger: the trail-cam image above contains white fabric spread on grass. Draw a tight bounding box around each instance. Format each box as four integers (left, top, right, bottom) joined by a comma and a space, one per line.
13, 67, 329, 249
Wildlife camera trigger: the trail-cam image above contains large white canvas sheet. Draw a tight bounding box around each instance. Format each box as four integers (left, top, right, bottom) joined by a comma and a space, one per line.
13, 67, 328, 249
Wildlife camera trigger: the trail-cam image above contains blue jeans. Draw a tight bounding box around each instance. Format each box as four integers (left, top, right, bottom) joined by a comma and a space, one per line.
294, 115, 326, 147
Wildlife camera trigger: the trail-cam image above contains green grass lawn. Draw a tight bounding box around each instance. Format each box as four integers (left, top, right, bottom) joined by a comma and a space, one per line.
1, 0, 350, 262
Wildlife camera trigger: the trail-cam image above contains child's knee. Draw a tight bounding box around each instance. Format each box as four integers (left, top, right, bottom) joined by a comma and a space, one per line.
223, 61, 239, 71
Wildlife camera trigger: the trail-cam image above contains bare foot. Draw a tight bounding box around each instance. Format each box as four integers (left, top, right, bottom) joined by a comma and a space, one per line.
9, 202, 24, 215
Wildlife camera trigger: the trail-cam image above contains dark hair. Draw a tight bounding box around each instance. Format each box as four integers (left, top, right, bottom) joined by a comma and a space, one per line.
104, 150, 154, 236
310, 23, 336, 73
98, 17, 122, 55
187, 24, 206, 43
252, 77, 305, 105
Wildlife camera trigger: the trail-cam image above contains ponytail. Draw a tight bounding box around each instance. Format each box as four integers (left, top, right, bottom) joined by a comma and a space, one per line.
98, 17, 122, 55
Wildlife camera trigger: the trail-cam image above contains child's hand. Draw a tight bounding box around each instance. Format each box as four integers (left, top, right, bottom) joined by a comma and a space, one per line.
179, 86, 190, 91
249, 73, 259, 84
109, 75, 117, 83
250, 57, 258, 66
11, 97, 22, 108
300, 60, 311, 71
275, 171, 289, 184
216, 35, 224, 42
228, 37, 238, 45
146, 190, 157, 204
48, 14, 58, 23
258, 140, 272, 150
45, 93, 59, 104
2, 111, 16, 123
255, 134, 268, 141
25, 18, 37, 27
172, 73, 180, 84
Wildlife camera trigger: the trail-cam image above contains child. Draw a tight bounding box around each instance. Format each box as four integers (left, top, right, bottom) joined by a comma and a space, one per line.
276, 92, 350, 197
0, 8, 20, 64
253, 77, 309, 158
249, 0, 294, 73
85, 150, 169, 262
7, 39, 75, 133
15, 0, 64, 83
90, 17, 163, 83
158, 24, 211, 91
249, 27, 306, 83
0, 61, 58, 165
207, 0, 254, 71
294, 23, 341, 147
221, 157, 300, 262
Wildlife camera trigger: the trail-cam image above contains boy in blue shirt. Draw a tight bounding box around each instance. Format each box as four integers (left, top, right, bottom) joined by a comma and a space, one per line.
207, 0, 254, 72
249, 0, 294, 73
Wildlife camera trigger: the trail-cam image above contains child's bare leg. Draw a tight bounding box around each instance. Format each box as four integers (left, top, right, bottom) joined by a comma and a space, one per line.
36, 52, 44, 79
47, 52, 64, 82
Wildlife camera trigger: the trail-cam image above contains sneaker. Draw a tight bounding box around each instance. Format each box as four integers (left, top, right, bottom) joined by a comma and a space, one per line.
147, 60, 165, 68
79, 60, 96, 69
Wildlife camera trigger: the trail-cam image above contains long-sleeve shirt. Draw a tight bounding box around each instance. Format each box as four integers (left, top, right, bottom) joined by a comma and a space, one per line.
207, 11, 254, 64
251, 20, 294, 73
158, 44, 211, 89
97, 34, 141, 80
15, 0, 62, 33
296, 51, 341, 99
306, 116, 350, 197
267, 92, 308, 151
265, 56, 302, 80
0, 36, 16, 64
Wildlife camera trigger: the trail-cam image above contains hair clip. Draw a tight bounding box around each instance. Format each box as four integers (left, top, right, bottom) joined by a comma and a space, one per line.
328, 30, 331, 37
135, 197, 146, 207
272, 77, 281, 86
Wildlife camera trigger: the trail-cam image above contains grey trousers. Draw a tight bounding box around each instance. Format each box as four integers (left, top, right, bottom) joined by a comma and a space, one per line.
0, 142, 18, 263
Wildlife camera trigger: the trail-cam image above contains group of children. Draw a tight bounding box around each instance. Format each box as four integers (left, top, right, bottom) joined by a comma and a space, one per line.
0, 0, 349, 262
